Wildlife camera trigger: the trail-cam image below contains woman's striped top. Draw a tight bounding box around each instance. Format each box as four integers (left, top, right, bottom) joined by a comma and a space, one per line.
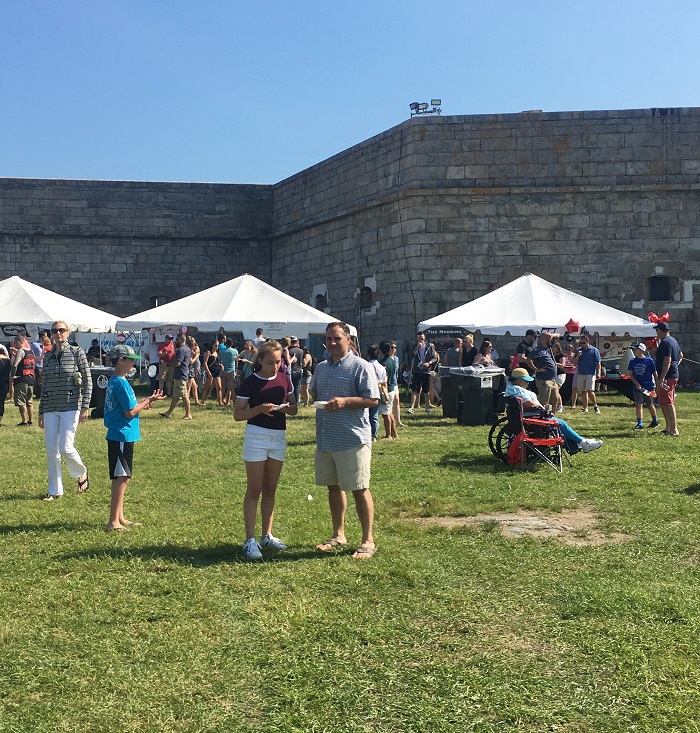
39, 342, 93, 414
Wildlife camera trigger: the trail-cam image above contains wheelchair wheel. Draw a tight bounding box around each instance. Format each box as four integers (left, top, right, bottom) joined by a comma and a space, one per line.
488, 417, 510, 464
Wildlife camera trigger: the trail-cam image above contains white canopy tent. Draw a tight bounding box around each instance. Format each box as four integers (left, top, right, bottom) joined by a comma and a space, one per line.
0, 275, 119, 338
418, 273, 653, 337
117, 274, 356, 339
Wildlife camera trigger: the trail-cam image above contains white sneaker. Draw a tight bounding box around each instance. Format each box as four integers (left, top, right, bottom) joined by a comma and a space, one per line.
579, 438, 603, 453
260, 534, 287, 550
581, 408, 589, 413
407, 408, 414, 414
593, 406, 601, 414
242, 537, 263, 560
556, 406, 563, 413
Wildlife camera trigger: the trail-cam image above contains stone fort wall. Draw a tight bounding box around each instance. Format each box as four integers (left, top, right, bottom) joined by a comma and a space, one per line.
0, 179, 272, 317
1, 107, 698, 371
271, 108, 700, 369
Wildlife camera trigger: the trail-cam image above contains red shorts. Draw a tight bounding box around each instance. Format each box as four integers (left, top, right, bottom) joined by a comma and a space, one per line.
657, 377, 678, 406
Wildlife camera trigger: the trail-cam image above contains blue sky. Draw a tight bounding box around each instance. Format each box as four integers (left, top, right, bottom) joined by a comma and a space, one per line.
1, 0, 698, 184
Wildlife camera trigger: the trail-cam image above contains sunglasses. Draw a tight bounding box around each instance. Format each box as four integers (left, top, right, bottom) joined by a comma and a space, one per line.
51, 327, 68, 334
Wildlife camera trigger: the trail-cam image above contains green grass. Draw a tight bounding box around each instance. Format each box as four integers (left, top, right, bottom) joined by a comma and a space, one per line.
1, 391, 700, 732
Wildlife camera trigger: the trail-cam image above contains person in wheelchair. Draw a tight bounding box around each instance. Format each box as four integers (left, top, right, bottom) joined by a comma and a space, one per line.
506, 368, 603, 454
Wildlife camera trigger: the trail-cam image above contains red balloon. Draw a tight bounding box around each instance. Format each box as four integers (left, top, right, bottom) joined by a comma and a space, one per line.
565, 318, 580, 334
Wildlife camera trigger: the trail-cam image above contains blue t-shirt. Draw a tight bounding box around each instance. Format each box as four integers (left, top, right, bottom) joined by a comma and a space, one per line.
628, 356, 656, 392
104, 375, 140, 442
529, 344, 557, 380
576, 346, 601, 375
220, 347, 239, 373
655, 336, 681, 379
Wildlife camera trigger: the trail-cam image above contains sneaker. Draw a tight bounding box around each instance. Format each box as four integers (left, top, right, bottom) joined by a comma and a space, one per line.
581, 408, 589, 413
17, 422, 29, 427
260, 534, 287, 551
580, 438, 603, 453
42, 494, 62, 502
407, 408, 414, 414
425, 408, 431, 414
242, 537, 263, 560
634, 424, 644, 430
593, 406, 601, 414
556, 406, 563, 413
648, 421, 659, 429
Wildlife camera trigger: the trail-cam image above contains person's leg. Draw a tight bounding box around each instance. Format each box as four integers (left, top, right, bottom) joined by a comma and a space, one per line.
351, 488, 375, 556
107, 477, 129, 530
43, 411, 64, 497
409, 385, 420, 410
260, 458, 284, 537
368, 404, 379, 439
291, 372, 301, 403
300, 381, 309, 407
555, 418, 583, 446
160, 392, 180, 417
182, 383, 191, 419
392, 388, 404, 425
58, 410, 88, 483
635, 401, 644, 424
27, 401, 34, 424
243, 461, 265, 540
215, 377, 224, 405
382, 413, 392, 438
648, 400, 658, 425
570, 386, 578, 408
581, 387, 589, 410
201, 374, 212, 404
588, 388, 598, 407
327, 485, 347, 538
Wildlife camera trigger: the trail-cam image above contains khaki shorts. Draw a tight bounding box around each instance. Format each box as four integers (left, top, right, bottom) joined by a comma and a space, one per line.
14, 382, 33, 407
223, 371, 237, 393
176, 378, 188, 398
315, 444, 372, 492
576, 374, 596, 391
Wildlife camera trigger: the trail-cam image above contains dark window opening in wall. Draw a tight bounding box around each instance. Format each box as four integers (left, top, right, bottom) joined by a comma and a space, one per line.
360, 286, 373, 310
648, 277, 671, 302
150, 296, 168, 307
315, 293, 327, 311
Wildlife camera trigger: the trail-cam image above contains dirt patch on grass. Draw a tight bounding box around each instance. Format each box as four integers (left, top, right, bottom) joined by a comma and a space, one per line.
414, 506, 630, 546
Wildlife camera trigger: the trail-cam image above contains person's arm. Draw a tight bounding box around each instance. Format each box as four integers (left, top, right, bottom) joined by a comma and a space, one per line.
659, 355, 672, 383
324, 395, 378, 411
124, 390, 165, 418
233, 396, 276, 422
627, 365, 642, 390
76, 349, 92, 422
596, 351, 602, 379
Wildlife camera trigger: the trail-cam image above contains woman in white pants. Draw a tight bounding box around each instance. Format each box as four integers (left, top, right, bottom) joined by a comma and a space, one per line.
38, 321, 92, 501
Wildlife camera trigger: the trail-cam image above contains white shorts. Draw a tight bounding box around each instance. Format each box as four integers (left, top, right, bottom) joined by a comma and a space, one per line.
576, 374, 596, 391
378, 390, 395, 416
315, 444, 372, 492
242, 425, 287, 462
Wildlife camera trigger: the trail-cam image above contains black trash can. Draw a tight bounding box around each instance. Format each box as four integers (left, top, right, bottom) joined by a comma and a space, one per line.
439, 367, 458, 418
90, 367, 114, 419
452, 371, 505, 426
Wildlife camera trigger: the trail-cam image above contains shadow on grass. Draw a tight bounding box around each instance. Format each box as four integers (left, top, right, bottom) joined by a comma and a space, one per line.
0, 522, 96, 535
286, 438, 318, 448
61, 543, 331, 567
681, 484, 700, 496
437, 451, 510, 472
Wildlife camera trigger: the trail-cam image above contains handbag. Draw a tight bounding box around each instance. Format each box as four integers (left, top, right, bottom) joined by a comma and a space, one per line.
379, 383, 390, 405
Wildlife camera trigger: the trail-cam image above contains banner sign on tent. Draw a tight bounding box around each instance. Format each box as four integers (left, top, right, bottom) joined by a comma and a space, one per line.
1, 323, 29, 339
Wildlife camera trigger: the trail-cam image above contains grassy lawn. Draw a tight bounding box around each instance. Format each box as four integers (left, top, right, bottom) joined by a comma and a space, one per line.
1, 390, 699, 732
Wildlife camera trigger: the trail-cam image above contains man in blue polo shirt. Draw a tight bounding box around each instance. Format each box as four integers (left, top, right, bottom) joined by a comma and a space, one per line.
573, 335, 602, 414
310, 321, 380, 559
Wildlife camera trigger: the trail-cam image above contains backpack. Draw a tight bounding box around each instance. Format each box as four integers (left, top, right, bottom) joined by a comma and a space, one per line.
17, 349, 36, 385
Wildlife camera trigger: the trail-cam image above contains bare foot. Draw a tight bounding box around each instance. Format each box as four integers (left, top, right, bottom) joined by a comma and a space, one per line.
105, 523, 126, 532
182, 415, 193, 420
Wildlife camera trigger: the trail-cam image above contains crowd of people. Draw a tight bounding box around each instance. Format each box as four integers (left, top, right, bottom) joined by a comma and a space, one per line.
0, 319, 685, 559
